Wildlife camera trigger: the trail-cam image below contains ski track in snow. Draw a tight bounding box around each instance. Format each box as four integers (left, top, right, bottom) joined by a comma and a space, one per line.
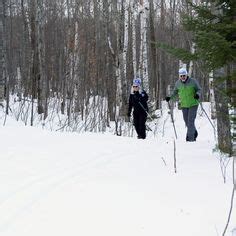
0, 142, 140, 231
0, 131, 163, 234
0, 104, 235, 236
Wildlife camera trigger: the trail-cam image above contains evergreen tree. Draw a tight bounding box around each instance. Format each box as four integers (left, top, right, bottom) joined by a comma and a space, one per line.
158, 0, 236, 154
182, 0, 236, 71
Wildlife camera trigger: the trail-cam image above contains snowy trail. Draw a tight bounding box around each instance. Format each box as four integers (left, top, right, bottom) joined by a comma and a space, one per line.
0, 106, 235, 236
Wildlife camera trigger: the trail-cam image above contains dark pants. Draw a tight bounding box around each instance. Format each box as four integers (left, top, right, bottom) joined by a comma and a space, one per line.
133, 114, 147, 139
182, 105, 198, 141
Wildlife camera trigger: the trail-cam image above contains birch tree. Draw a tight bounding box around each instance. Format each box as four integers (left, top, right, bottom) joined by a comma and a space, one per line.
0, 0, 6, 105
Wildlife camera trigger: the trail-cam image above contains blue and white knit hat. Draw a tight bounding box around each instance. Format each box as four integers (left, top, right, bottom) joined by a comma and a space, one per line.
133, 77, 141, 87
179, 68, 188, 75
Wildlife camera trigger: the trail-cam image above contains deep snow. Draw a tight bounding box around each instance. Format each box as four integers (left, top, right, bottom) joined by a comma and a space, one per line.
0, 103, 235, 236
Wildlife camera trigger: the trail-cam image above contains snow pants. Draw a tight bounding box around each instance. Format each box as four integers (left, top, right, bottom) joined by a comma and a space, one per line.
133, 114, 147, 139
182, 105, 198, 141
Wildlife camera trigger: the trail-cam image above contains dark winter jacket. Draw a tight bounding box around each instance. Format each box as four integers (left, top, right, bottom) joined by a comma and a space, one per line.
128, 90, 148, 117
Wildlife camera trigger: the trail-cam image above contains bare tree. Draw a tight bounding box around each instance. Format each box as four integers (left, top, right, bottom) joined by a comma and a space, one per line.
0, 0, 7, 108
1, 0, 214, 136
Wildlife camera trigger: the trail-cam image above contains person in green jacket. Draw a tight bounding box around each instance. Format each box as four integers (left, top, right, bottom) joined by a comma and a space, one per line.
165, 68, 201, 142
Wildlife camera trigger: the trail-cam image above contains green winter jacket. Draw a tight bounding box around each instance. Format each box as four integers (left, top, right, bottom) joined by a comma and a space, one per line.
171, 77, 201, 108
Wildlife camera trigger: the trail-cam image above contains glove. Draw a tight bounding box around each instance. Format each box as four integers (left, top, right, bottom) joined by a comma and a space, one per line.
194, 94, 199, 99
165, 96, 171, 102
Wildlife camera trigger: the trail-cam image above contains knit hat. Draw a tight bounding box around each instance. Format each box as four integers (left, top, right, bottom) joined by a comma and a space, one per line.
133, 77, 141, 87
179, 68, 188, 76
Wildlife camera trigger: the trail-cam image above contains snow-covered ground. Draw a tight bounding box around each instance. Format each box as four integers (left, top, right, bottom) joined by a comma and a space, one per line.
0, 103, 235, 236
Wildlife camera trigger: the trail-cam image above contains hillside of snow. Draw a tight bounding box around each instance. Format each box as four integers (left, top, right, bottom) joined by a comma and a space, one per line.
0, 103, 235, 236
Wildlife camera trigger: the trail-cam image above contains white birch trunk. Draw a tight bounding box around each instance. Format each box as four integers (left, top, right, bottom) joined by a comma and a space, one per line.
123, 1, 129, 78
188, 43, 195, 77
130, 1, 137, 76
108, 36, 122, 120
209, 71, 216, 119
74, 21, 80, 112
138, 0, 149, 91
16, 67, 21, 97
108, 1, 129, 120
0, 0, 6, 103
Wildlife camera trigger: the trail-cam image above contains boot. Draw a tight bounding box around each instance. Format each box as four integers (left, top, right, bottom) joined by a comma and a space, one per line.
194, 130, 198, 141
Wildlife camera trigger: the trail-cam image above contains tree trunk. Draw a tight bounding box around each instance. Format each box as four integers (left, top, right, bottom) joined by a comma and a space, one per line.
214, 68, 232, 155
148, 0, 158, 104
0, 0, 6, 105
36, 0, 46, 115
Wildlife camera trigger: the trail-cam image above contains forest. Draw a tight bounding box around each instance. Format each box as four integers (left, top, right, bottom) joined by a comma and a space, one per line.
0, 0, 235, 155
